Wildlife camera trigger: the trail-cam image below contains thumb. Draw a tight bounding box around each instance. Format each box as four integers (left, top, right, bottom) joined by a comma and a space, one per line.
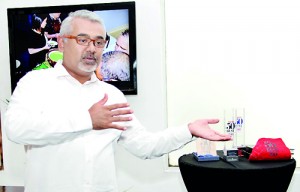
98, 93, 108, 106
207, 119, 220, 124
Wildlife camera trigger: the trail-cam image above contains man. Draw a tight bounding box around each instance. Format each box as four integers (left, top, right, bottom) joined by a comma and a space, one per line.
43, 12, 62, 45
96, 51, 130, 81
4, 10, 231, 192
96, 29, 130, 81
115, 29, 129, 55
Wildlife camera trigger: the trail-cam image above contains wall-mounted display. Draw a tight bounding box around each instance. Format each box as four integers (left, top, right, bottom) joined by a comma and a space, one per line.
7, 1, 137, 95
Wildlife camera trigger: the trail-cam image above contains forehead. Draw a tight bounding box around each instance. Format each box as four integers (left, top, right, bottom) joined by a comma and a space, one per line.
52, 13, 61, 17
117, 35, 129, 43
71, 18, 106, 37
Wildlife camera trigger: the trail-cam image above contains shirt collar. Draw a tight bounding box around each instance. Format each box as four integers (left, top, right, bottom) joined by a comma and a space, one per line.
54, 60, 98, 84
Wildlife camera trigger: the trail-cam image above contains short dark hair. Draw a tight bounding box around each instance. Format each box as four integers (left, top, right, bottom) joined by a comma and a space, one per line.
32, 14, 42, 30
121, 29, 129, 37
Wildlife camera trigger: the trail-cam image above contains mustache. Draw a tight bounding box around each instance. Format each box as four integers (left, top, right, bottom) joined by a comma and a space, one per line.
82, 52, 98, 61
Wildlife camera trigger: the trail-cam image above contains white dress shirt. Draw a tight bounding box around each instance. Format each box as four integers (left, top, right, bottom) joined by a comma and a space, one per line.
4, 61, 193, 192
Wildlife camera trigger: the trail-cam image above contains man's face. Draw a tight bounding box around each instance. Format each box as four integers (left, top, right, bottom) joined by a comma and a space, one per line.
115, 35, 129, 55
58, 18, 106, 80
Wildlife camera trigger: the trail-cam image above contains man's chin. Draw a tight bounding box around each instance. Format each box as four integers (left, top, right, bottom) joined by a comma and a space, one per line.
79, 62, 98, 73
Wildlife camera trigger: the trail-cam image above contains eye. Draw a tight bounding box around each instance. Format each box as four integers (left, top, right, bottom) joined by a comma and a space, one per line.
77, 37, 88, 44
95, 39, 104, 47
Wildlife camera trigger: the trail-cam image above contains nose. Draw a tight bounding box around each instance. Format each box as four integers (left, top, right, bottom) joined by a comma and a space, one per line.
86, 41, 96, 52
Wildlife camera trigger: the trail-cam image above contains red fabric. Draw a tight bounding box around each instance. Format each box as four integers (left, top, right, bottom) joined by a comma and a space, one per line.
249, 138, 291, 161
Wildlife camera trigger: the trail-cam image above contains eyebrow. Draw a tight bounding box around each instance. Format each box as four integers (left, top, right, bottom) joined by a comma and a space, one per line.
77, 33, 105, 39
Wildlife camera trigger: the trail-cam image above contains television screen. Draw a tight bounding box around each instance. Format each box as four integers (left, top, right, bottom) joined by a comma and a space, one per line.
7, 1, 137, 95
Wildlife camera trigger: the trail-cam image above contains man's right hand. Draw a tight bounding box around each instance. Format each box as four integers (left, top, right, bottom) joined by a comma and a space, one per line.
88, 93, 133, 131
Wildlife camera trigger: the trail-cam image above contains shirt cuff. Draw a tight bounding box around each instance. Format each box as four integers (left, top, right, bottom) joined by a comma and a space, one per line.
173, 124, 195, 143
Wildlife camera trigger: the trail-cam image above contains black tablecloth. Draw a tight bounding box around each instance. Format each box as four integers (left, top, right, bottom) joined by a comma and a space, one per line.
179, 153, 296, 192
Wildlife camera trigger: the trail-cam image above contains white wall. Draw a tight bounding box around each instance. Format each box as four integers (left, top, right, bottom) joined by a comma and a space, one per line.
0, 0, 299, 192
165, 0, 300, 191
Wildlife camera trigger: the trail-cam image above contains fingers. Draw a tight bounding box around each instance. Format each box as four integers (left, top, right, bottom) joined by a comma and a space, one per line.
107, 123, 128, 131
214, 131, 232, 141
206, 119, 220, 124
91, 94, 134, 131
111, 114, 132, 122
107, 102, 130, 111
98, 115, 132, 131
110, 116, 132, 131
208, 134, 232, 141
107, 109, 133, 130
111, 108, 133, 116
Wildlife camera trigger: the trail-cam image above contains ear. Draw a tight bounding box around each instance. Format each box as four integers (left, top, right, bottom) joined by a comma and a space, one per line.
57, 35, 64, 52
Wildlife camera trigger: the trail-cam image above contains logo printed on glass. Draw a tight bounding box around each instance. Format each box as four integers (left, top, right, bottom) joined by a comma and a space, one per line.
235, 116, 244, 131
